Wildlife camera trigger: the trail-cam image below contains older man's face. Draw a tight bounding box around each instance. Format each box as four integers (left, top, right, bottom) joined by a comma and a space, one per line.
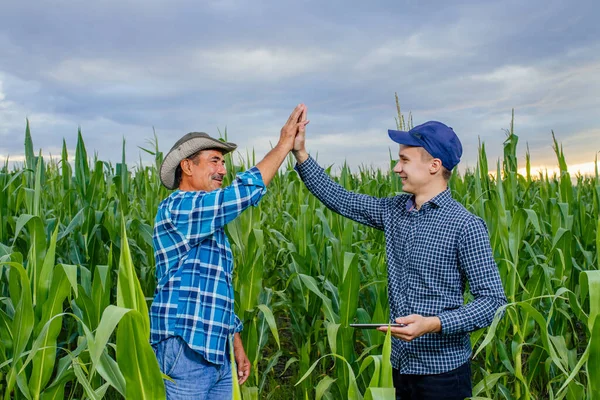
182, 149, 227, 192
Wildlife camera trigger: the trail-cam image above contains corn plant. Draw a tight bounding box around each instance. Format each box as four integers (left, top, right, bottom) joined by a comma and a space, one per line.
0, 106, 598, 399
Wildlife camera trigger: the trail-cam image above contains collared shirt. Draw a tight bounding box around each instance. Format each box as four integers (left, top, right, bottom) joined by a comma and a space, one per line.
150, 167, 266, 365
296, 156, 506, 375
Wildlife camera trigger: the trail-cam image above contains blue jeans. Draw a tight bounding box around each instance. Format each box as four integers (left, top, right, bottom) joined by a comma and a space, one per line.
152, 336, 232, 400
393, 362, 472, 400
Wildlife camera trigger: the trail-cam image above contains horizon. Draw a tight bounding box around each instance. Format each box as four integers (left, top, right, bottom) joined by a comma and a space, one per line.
2, 123, 597, 181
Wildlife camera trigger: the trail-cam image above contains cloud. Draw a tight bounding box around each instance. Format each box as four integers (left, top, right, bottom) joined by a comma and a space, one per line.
48, 59, 145, 87
193, 47, 338, 82
468, 61, 600, 111
472, 65, 539, 85
0, 74, 27, 141
0, 0, 599, 176
45, 45, 339, 96
355, 35, 455, 72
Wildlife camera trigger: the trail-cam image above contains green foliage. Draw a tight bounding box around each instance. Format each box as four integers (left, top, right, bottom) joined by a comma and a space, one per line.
0, 109, 598, 399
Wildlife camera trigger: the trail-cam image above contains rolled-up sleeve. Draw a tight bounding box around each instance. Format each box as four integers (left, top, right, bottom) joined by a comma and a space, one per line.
233, 313, 244, 333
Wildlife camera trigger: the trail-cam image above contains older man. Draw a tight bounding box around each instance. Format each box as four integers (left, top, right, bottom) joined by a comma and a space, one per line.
150, 104, 308, 399
292, 119, 506, 399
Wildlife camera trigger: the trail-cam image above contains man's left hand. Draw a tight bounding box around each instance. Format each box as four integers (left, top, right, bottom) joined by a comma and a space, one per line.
233, 333, 251, 385
376, 315, 441, 341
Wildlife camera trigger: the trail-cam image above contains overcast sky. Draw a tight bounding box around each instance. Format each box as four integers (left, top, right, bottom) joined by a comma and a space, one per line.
1, 0, 599, 174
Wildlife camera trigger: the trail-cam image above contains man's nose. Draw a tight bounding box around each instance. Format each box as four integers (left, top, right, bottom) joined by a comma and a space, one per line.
393, 161, 402, 173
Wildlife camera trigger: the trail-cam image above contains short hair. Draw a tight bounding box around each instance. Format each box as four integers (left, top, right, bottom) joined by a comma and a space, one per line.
441, 167, 452, 181
174, 149, 203, 187
419, 147, 452, 181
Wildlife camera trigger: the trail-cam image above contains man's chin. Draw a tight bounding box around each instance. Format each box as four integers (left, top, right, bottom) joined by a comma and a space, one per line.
400, 183, 414, 193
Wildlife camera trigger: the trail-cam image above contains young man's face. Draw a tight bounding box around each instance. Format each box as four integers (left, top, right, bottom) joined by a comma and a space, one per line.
392, 145, 436, 194
181, 149, 227, 192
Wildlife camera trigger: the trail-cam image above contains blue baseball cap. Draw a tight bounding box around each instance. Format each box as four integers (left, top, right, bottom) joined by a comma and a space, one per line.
388, 121, 463, 170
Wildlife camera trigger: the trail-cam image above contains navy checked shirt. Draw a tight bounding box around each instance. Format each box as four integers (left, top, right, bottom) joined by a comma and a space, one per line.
296, 156, 506, 374
150, 167, 266, 365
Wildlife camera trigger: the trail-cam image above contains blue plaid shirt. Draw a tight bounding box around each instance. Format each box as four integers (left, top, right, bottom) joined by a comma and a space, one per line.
150, 167, 266, 365
296, 156, 506, 374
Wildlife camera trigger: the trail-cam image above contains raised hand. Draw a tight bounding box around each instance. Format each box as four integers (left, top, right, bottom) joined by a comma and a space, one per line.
292, 105, 309, 163
293, 105, 307, 153
255, 103, 310, 186
279, 104, 309, 152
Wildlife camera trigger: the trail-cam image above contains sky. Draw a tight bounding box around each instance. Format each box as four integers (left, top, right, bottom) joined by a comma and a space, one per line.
1, 0, 599, 175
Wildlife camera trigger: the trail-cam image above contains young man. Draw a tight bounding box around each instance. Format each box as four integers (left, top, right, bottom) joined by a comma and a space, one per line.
292, 120, 506, 399
150, 104, 308, 399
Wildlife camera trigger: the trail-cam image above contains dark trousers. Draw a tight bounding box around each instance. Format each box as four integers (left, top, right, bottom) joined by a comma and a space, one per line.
393, 362, 472, 400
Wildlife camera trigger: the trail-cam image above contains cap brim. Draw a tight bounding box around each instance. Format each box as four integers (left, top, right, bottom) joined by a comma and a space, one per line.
388, 129, 422, 146
160, 137, 237, 190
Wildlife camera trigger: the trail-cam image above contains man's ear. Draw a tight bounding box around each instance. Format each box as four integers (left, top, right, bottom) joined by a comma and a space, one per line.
429, 158, 443, 175
181, 159, 192, 176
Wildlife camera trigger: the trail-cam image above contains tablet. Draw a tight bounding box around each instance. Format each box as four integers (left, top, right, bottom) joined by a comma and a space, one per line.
349, 323, 407, 329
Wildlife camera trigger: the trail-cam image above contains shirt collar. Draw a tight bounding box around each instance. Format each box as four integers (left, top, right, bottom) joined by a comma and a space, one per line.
405, 188, 452, 211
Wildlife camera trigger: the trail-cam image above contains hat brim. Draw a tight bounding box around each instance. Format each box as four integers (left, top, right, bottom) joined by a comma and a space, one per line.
388, 129, 422, 147
160, 136, 237, 190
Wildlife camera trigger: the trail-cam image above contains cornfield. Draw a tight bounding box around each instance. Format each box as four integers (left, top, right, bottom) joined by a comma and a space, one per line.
0, 106, 598, 399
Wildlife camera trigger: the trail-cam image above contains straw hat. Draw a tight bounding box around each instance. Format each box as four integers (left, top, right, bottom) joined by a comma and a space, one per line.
159, 132, 237, 189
